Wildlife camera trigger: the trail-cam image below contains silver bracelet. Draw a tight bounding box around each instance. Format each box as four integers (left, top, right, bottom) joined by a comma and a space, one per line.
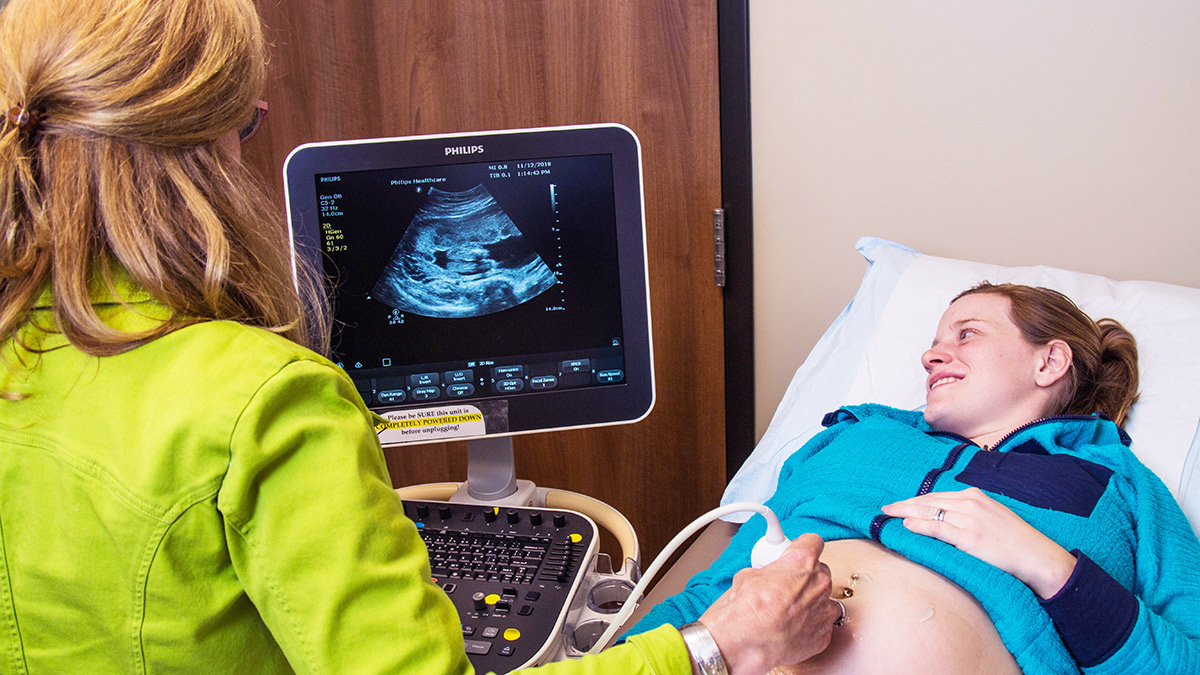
678, 622, 729, 675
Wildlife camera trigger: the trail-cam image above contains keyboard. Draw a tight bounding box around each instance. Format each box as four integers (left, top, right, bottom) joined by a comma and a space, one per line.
403, 500, 597, 673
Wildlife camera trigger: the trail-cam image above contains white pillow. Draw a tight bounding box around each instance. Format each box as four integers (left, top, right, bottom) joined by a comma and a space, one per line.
1182, 425, 1200, 529
725, 238, 1200, 536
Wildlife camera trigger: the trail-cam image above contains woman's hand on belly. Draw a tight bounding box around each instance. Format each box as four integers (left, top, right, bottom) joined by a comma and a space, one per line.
882, 487, 1077, 598
700, 533, 842, 675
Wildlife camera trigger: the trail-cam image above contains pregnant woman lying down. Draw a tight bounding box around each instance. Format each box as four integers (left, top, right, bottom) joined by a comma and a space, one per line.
627, 282, 1200, 674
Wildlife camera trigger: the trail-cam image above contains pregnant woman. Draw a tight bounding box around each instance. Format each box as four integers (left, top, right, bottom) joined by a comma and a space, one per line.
628, 282, 1200, 674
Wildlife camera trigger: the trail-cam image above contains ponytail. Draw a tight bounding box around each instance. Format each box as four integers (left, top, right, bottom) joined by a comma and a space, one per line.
1063, 319, 1139, 426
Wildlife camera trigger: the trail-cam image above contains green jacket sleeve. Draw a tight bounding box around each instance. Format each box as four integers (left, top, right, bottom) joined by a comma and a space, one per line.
220, 359, 473, 674
515, 625, 690, 675
218, 359, 691, 674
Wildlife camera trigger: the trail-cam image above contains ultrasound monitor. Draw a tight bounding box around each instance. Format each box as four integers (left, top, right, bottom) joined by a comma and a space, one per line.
284, 124, 654, 504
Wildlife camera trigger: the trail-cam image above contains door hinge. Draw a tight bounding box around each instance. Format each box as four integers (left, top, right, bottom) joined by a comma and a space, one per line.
713, 208, 726, 287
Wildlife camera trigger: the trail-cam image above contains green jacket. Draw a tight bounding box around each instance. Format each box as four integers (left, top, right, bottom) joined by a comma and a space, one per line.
0, 275, 687, 674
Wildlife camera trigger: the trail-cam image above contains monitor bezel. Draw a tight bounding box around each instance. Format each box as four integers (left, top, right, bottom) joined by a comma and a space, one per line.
283, 123, 655, 444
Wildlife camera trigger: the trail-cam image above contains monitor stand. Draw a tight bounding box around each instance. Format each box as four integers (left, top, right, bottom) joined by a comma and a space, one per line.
448, 436, 540, 506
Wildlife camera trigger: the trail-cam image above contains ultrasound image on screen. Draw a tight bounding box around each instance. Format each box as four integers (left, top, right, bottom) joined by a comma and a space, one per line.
371, 185, 557, 318
314, 154, 623, 375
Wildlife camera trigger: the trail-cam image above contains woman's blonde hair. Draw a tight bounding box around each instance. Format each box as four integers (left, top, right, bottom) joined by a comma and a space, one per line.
0, 0, 329, 356
955, 282, 1139, 427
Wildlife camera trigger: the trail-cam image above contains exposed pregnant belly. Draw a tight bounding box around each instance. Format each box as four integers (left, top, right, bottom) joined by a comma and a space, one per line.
773, 539, 1021, 675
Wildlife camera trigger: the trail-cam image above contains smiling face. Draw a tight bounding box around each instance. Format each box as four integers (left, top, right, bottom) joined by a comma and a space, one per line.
922, 293, 1063, 447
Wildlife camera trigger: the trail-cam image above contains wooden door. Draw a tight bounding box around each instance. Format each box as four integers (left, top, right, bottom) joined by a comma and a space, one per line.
245, 0, 725, 562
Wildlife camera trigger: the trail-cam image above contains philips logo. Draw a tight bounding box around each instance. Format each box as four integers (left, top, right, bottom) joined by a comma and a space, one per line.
445, 145, 485, 156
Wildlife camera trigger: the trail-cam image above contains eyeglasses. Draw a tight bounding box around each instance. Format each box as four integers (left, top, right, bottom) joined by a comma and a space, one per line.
238, 100, 269, 143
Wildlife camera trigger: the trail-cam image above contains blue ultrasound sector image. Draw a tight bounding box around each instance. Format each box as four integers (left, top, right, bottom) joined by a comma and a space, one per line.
372, 185, 558, 318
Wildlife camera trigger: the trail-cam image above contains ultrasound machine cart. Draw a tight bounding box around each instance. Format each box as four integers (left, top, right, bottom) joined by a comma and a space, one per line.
285, 124, 654, 671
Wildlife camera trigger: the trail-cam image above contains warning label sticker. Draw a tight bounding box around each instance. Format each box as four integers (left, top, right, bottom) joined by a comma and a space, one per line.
375, 405, 487, 444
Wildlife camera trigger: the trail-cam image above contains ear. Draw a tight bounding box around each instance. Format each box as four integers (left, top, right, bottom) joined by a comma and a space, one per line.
1035, 340, 1073, 388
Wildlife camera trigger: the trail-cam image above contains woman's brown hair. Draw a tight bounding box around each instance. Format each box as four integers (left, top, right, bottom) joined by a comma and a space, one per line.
0, 0, 329, 356
955, 282, 1139, 426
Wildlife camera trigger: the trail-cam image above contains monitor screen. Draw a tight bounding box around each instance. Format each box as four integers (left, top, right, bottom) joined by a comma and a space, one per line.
284, 124, 654, 446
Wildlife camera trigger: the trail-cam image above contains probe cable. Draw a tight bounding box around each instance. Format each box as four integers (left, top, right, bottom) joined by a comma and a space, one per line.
586, 501, 787, 655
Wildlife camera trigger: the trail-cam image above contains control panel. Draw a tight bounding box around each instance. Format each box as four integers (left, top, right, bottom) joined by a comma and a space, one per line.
403, 500, 598, 672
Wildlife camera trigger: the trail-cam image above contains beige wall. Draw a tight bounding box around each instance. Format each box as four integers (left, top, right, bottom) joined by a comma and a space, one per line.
751, 1, 1200, 439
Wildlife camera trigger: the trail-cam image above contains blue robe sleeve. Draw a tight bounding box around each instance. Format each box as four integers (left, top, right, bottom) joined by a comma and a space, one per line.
1044, 460, 1200, 674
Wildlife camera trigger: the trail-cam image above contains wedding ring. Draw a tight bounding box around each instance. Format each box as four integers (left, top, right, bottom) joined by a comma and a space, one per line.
934, 508, 947, 522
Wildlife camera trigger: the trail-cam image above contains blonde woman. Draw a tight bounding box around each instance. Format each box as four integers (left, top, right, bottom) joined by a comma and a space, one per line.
0, 0, 838, 673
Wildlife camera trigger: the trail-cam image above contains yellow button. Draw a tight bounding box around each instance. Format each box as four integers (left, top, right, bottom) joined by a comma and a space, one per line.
504, 628, 521, 641
569, 533, 582, 543
485, 594, 500, 605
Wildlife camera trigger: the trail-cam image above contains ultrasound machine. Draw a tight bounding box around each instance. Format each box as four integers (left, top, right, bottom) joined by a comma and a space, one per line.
284, 124, 658, 671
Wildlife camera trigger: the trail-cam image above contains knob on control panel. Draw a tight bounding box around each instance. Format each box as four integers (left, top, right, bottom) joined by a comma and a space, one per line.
506, 509, 520, 524
529, 512, 543, 526
472, 591, 487, 612
552, 513, 567, 528
484, 508, 497, 523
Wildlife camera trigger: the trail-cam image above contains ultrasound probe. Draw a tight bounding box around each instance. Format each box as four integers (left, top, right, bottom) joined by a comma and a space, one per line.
586, 502, 788, 655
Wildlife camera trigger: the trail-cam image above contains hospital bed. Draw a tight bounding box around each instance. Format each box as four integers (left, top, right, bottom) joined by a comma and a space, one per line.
631, 237, 1200, 619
